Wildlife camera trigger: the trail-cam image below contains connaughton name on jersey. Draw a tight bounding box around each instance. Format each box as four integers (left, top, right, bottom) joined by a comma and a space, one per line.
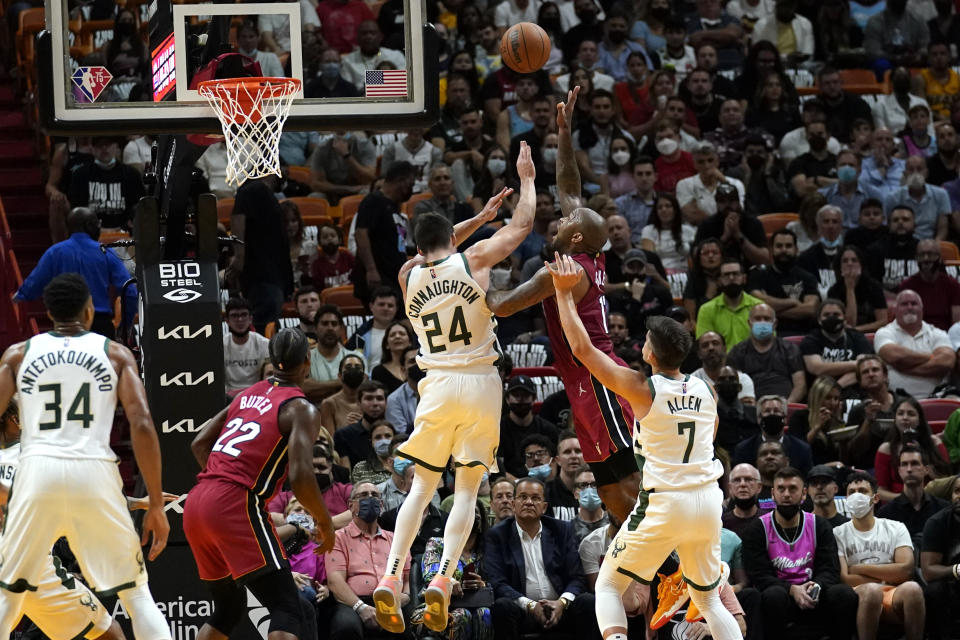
18, 350, 114, 394
406, 279, 481, 318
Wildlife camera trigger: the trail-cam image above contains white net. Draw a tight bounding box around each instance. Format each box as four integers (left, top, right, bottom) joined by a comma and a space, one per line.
197, 77, 301, 186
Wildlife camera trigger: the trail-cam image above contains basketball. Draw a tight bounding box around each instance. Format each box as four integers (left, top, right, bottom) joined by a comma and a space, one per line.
500, 22, 551, 73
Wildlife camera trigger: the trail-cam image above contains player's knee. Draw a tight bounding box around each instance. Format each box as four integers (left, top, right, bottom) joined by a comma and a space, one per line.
117, 584, 171, 640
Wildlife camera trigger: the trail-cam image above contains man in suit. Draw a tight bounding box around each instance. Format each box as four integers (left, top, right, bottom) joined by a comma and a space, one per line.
483, 477, 601, 640
732, 395, 813, 476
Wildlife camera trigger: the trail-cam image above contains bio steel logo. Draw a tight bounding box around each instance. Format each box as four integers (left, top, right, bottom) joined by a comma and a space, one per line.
159, 263, 202, 303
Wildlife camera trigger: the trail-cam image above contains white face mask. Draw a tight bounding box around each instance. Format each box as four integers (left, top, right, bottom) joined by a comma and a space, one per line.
487, 158, 506, 177
846, 492, 873, 519
905, 172, 926, 189
490, 267, 511, 289
656, 138, 679, 156
542, 148, 558, 164
612, 150, 631, 166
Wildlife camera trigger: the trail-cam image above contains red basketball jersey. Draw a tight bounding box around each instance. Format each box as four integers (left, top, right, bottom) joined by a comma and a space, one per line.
542, 252, 614, 375
197, 380, 304, 500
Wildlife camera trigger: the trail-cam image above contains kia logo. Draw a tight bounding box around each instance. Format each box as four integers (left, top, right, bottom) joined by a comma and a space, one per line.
159, 371, 215, 387
157, 325, 213, 340
163, 288, 202, 303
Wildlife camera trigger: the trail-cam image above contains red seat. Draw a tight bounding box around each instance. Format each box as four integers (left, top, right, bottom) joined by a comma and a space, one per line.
786, 403, 807, 423
918, 398, 960, 422
783, 335, 804, 345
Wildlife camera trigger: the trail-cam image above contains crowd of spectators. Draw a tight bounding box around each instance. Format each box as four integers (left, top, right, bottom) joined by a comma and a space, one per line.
21, 0, 960, 638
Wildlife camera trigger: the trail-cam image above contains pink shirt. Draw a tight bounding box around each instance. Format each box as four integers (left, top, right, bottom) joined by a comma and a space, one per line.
267, 482, 352, 516
326, 520, 410, 596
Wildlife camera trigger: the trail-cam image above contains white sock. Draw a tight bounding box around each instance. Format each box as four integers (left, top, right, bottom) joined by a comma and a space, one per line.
384, 467, 441, 578
687, 587, 742, 640
437, 466, 485, 578
117, 584, 171, 640
594, 564, 632, 635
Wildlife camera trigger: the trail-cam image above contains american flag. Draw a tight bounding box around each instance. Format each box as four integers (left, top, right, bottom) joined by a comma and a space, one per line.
365, 70, 408, 97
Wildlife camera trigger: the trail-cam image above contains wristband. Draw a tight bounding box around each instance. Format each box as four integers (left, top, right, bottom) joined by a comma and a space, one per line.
953, 564, 960, 581
353, 600, 366, 612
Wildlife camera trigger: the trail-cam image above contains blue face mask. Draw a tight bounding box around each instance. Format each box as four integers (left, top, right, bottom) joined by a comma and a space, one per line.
527, 464, 552, 481
578, 487, 602, 510
821, 235, 842, 249
751, 321, 774, 340
393, 457, 414, 475
374, 439, 392, 457
837, 165, 857, 183
357, 497, 382, 523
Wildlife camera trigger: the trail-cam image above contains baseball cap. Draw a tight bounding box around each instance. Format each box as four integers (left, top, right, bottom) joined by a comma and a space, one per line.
665, 306, 690, 323
807, 464, 837, 483
506, 375, 536, 395
715, 182, 739, 200
623, 249, 648, 267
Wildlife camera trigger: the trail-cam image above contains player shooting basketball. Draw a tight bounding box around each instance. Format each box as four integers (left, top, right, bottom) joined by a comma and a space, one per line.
486, 87, 641, 523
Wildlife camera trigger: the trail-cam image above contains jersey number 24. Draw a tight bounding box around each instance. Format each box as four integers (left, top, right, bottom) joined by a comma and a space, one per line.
421, 306, 472, 354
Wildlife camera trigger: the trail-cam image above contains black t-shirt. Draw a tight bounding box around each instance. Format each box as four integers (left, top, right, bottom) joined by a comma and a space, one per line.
67, 162, 145, 229
843, 226, 887, 252
333, 421, 373, 466
787, 152, 838, 182
683, 272, 715, 309
609, 280, 674, 337
234, 181, 294, 293
844, 400, 894, 470
747, 263, 820, 334
352, 191, 408, 300
826, 277, 888, 327
921, 505, 960, 564
379, 504, 447, 557
538, 390, 571, 431
799, 328, 874, 364
716, 402, 758, 453
686, 96, 724, 134
878, 493, 951, 538
822, 92, 873, 143
727, 338, 804, 399
604, 249, 667, 284
545, 478, 578, 521
694, 212, 767, 263
867, 235, 919, 291
925, 153, 957, 187
498, 416, 560, 478
797, 244, 840, 296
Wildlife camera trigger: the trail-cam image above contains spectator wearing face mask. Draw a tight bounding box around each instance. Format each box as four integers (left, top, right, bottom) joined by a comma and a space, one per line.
747, 229, 820, 337
378, 446, 441, 513
334, 380, 388, 467
327, 483, 411, 639
819, 150, 885, 230
788, 121, 838, 200
652, 121, 696, 193
711, 365, 759, 453
693, 332, 756, 404
350, 422, 397, 485
311, 225, 355, 290
222, 297, 270, 396
883, 156, 951, 240
320, 354, 367, 434
800, 299, 874, 391
521, 435, 559, 489
723, 463, 767, 538
899, 238, 960, 331
867, 205, 920, 294
797, 205, 845, 299
305, 48, 362, 99
570, 465, 607, 543
67, 136, 144, 231
695, 258, 763, 349
385, 347, 422, 436
727, 304, 808, 402
269, 443, 354, 530
499, 376, 560, 479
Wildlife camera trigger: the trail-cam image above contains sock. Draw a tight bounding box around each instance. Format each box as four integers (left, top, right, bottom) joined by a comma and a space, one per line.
384, 467, 442, 579
687, 587, 742, 640
117, 583, 172, 640
436, 465, 486, 579
594, 564, 632, 635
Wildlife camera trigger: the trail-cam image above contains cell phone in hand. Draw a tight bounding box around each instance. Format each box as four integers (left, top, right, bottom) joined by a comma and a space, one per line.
464, 562, 476, 576
808, 583, 821, 601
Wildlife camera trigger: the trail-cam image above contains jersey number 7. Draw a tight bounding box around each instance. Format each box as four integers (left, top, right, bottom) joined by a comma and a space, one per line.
677, 421, 695, 463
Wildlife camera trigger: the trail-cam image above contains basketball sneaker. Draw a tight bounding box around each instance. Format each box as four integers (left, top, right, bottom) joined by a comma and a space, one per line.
372, 575, 406, 633
423, 575, 455, 632
685, 561, 730, 622
650, 569, 689, 629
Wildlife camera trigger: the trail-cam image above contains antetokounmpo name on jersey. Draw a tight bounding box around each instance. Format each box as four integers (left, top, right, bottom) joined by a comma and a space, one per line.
19, 351, 114, 395
407, 280, 481, 318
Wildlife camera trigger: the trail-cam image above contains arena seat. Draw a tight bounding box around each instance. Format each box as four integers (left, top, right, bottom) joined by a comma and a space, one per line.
918, 398, 960, 422
786, 403, 806, 423
940, 241, 960, 261
758, 213, 798, 238
512, 366, 562, 402
286, 196, 329, 221
217, 198, 234, 225
783, 335, 803, 345
287, 165, 311, 185
320, 285, 365, 315
402, 192, 433, 216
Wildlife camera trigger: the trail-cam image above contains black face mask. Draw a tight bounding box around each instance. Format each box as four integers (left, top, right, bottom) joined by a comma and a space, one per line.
316, 473, 332, 489
116, 22, 136, 37
342, 368, 364, 389
407, 364, 426, 383
774, 254, 796, 272
715, 382, 740, 403
809, 136, 827, 152
821, 316, 844, 334
541, 16, 561, 31
578, 9, 597, 23
722, 282, 743, 298
776, 503, 801, 519
321, 243, 339, 256
608, 31, 627, 43
733, 494, 758, 510
761, 414, 785, 436
510, 402, 533, 418
650, 6, 671, 20
746, 154, 765, 171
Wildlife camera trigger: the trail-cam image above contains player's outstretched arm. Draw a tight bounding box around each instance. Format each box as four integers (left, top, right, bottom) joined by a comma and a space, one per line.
190, 406, 230, 469
454, 186, 513, 244
487, 265, 556, 316
556, 87, 583, 217
283, 399, 335, 554
464, 141, 536, 270
112, 343, 169, 560
0, 342, 25, 418
547, 254, 650, 408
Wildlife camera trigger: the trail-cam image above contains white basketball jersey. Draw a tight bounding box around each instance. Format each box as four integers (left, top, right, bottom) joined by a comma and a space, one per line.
16, 332, 118, 461
405, 254, 500, 370
0, 442, 18, 491
636, 374, 723, 492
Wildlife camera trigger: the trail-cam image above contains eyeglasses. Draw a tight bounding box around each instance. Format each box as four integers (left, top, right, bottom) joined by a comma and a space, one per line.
524, 450, 550, 462
352, 491, 381, 500
515, 494, 544, 504
575, 481, 597, 490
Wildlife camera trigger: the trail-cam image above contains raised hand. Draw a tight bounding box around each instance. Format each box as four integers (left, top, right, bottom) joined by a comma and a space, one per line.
556, 86, 580, 132
546, 252, 581, 292
517, 140, 536, 181
479, 187, 514, 222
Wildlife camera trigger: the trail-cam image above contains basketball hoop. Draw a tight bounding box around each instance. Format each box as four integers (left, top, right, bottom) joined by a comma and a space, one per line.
197, 77, 301, 186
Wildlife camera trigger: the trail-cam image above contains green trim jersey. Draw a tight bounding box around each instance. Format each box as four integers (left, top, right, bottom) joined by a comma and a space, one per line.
636, 374, 723, 492
405, 254, 500, 370
0, 441, 18, 491
15, 332, 118, 462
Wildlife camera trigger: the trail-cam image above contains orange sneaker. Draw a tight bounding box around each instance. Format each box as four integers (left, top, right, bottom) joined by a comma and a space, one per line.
650, 569, 689, 629
423, 575, 454, 632
373, 576, 406, 633
685, 561, 730, 623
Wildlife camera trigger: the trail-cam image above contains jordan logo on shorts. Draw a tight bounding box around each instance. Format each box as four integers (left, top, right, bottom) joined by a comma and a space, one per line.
611, 538, 626, 558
